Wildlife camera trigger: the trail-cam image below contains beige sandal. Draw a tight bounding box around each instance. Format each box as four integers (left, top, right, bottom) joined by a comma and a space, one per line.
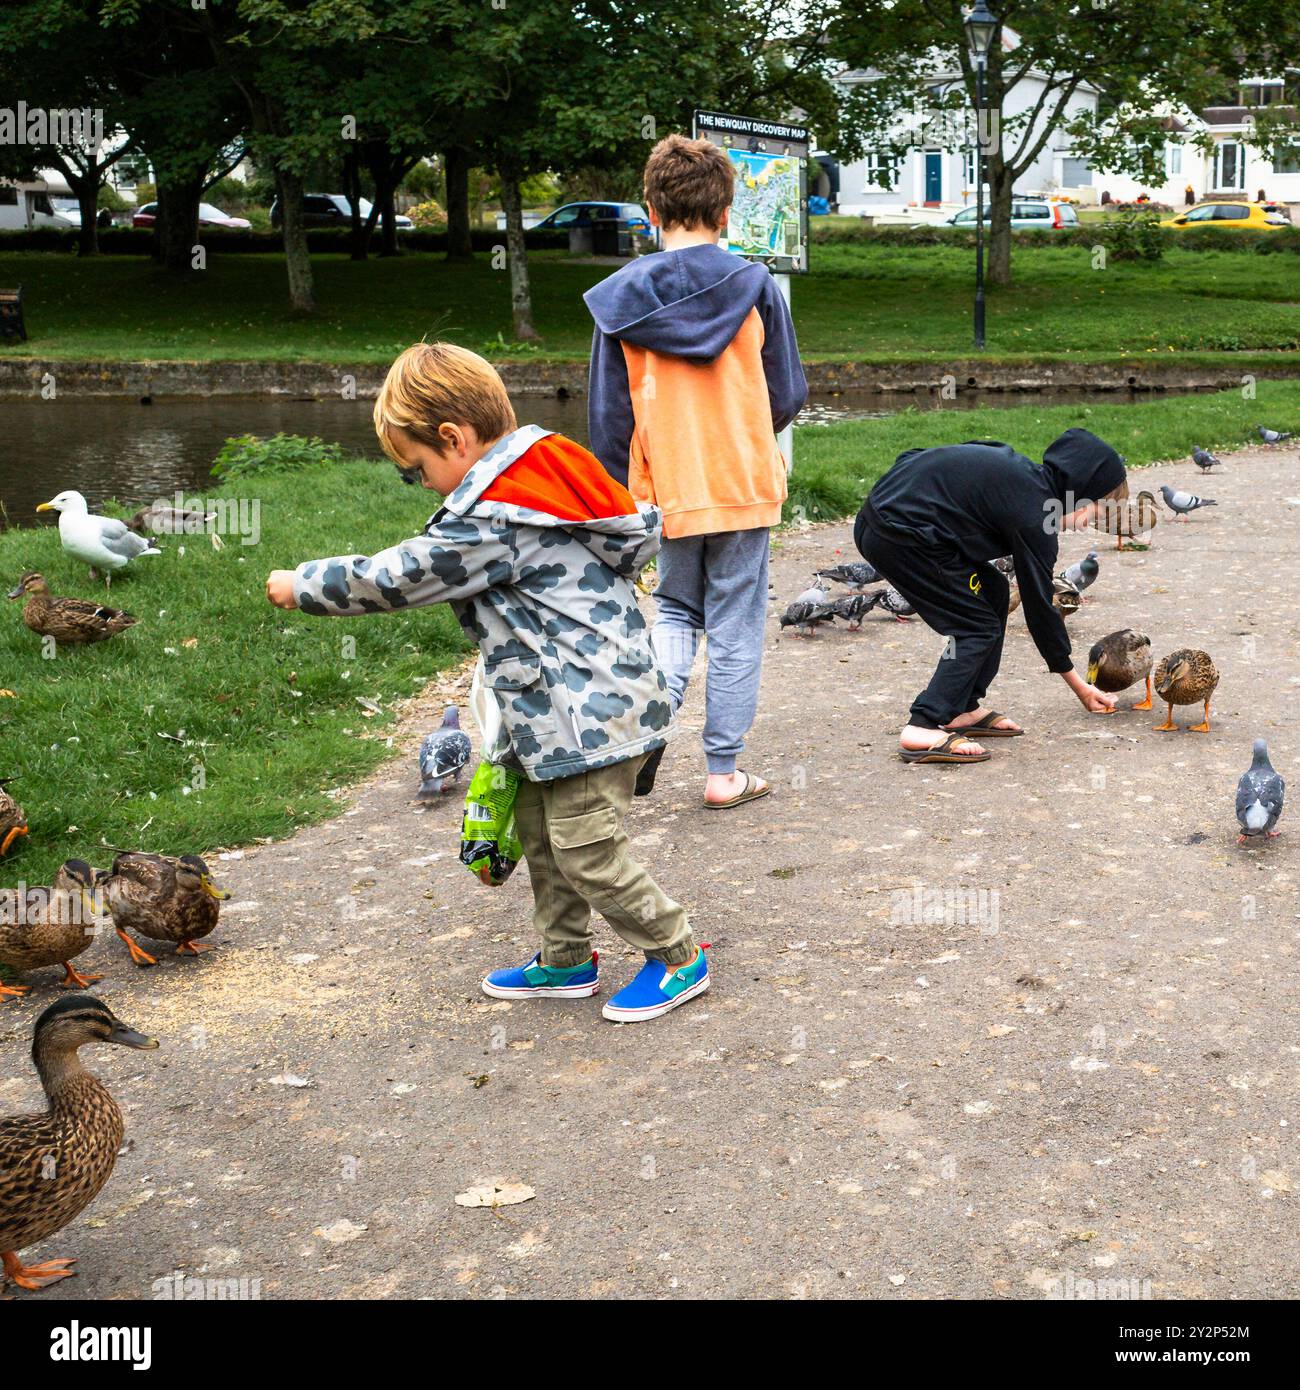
704, 771, 771, 809
899, 731, 991, 764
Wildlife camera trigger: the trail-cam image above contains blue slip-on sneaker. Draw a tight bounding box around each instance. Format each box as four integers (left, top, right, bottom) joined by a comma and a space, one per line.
601, 947, 710, 1023
481, 950, 600, 1000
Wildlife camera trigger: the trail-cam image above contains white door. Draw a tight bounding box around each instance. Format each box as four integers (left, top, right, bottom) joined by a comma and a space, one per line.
1213, 142, 1245, 191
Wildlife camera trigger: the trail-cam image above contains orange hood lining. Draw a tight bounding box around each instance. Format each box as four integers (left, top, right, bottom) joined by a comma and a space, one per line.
480, 435, 637, 523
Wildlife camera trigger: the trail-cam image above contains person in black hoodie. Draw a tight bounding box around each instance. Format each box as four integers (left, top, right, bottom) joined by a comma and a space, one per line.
854, 428, 1128, 763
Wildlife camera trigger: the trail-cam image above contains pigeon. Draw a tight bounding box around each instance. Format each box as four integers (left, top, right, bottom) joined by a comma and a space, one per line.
1058, 551, 1099, 597
832, 593, 875, 630
1235, 739, 1284, 843
1258, 426, 1292, 444
815, 562, 880, 592
992, 556, 1016, 579
864, 586, 915, 622
794, 581, 831, 606
1159, 485, 1217, 521
1191, 447, 1221, 472
417, 706, 472, 800
36, 490, 161, 587
779, 597, 838, 636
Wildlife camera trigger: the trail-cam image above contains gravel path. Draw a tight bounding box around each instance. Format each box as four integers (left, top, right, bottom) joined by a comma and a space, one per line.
4, 443, 1296, 1300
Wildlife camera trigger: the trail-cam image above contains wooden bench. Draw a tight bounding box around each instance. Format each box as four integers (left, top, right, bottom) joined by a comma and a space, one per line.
0, 286, 26, 342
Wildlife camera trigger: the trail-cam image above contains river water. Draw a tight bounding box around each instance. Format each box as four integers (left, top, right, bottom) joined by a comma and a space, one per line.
0, 386, 1197, 529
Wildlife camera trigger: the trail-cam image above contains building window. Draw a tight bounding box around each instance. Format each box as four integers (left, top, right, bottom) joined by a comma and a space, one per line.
1276, 145, 1300, 175
864, 151, 899, 190
1166, 142, 1182, 176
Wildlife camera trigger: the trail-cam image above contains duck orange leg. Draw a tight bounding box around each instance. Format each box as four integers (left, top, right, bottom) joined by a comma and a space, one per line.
2, 1250, 77, 1291
1189, 698, 1212, 734
0, 825, 27, 856
0, 981, 31, 1000
116, 925, 157, 968
59, 961, 102, 989
1153, 702, 1178, 732
175, 939, 210, 956
1132, 676, 1153, 711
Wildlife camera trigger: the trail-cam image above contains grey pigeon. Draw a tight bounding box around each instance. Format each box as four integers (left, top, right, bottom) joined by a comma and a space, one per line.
1258, 426, 1293, 444
815, 561, 880, 592
832, 593, 875, 630
864, 586, 915, 621
1058, 551, 1099, 595
992, 555, 1015, 579
1160, 484, 1217, 520
417, 705, 472, 800
794, 581, 830, 606
779, 597, 837, 636
1235, 739, 1285, 842
1191, 447, 1221, 472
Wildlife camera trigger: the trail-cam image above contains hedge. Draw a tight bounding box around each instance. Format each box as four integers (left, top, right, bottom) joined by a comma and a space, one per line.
0, 225, 570, 255
809, 219, 1300, 254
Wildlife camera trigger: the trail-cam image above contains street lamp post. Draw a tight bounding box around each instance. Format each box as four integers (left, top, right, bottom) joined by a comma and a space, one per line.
965, 0, 997, 350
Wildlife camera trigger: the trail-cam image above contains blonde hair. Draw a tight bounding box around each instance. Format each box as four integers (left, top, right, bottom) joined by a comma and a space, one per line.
373, 342, 517, 461
1101, 478, 1130, 503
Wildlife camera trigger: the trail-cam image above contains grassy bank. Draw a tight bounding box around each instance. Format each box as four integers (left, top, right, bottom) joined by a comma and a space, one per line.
1, 242, 1298, 366
2, 380, 1299, 892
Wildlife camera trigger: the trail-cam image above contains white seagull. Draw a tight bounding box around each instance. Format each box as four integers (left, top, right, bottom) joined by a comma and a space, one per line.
37, 490, 161, 586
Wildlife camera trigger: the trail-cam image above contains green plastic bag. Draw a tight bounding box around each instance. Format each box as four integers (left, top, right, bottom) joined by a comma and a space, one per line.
459, 760, 524, 886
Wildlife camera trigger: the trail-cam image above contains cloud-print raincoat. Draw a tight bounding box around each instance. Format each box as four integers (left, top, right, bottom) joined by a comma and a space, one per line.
293, 425, 673, 781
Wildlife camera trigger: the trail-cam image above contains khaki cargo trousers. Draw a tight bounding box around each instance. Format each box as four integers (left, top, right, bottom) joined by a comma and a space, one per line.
513, 752, 695, 969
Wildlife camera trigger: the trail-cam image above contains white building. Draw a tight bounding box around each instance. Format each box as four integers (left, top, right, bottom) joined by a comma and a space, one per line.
834, 27, 1100, 219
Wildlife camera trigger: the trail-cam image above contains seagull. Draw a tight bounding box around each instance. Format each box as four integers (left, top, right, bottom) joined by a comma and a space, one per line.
1235, 739, 1284, 843
1258, 426, 1292, 444
814, 562, 881, 592
1159, 485, 1217, 521
37, 490, 161, 586
417, 706, 472, 801
1058, 551, 1099, 598
1191, 447, 1222, 472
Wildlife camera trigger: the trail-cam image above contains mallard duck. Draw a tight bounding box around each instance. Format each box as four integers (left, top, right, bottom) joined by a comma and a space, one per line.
0, 778, 27, 858
35, 491, 160, 587
7, 572, 137, 645
98, 853, 231, 966
0, 994, 157, 1292
1153, 648, 1219, 733
1052, 578, 1081, 617
127, 503, 224, 551
1007, 582, 1021, 614
0, 861, 103, 999
1086, 629, 1154, 710
1095, 490, 1159, 550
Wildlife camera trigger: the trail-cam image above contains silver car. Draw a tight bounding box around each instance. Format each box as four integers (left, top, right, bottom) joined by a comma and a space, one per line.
946, 198, 1079, 230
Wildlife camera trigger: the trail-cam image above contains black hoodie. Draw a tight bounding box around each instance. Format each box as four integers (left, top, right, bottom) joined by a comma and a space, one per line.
858, 428, 1126, 673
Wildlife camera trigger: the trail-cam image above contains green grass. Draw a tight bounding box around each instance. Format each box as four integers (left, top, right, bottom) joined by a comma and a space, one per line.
4, 379, 1299, 898
0, 456, 471, 890
1, 241, 1298, 367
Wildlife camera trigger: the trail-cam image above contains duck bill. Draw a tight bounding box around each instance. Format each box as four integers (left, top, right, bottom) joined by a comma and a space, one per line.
6, 584, 24, 600
35, 502, 54, 513
1086, 663, 1099, 685
109, 1022, 160, 1050
201, 877, 232, 901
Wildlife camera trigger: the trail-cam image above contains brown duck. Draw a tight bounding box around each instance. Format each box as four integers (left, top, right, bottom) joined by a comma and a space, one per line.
1095, 490, 1159, 551
1153, 648, 1219, 733
0, 994, 157, 1292
0, 861, 104, 999
1086, 629, 1154, 710
7, 572, 137, 645
0, 778, 27, 857
98, 853, 231, 966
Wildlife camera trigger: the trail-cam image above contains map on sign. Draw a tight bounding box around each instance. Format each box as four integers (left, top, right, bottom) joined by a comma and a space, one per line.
692, 109, 809, 273
725, 149, 802, 259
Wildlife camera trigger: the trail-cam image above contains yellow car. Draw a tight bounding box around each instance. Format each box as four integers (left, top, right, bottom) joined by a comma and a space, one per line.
1163, 200, 1291, 231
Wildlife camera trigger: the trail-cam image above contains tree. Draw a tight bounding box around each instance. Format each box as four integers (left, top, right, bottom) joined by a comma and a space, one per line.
830, 0, 1300, 286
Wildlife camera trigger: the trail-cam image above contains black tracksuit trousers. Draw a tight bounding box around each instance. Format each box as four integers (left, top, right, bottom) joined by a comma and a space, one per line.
855, 505, 1011, 730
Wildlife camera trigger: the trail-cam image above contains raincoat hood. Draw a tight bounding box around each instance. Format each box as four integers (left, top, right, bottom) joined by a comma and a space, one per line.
1041, 428, 1127, 506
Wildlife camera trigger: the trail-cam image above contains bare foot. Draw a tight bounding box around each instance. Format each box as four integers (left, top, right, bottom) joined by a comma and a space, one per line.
899, 725, 987, 757
704, 771, 769, 805
943, 708, 1022, 734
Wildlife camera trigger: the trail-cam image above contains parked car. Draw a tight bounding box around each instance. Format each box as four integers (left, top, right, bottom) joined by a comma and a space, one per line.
269, 194, 413, 230
942, 198, 1079, 230
0, 184, 77, 231
1162, 200, 1290, 231
532, 201, 651, 235
132, 201, 252, 230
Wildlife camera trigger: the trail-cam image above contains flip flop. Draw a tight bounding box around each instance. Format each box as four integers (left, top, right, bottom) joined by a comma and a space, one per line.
704, 771, 771, 809
899, 731, 992, 764
941, 709, 1024, 738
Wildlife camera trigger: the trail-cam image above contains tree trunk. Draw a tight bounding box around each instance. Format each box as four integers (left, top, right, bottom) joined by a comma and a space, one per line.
444, 145, 473, 261
379, 176, 399, 257
275, 168, 315, 314
346, 149, 367, 261
71, 170, 100, 257
154, 177, 203, 272
986, 159, 1015, 287
499, 165, 538, 341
